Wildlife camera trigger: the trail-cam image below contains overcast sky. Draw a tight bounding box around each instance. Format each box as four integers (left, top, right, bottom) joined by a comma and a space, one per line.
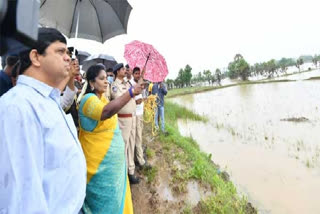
68, 0, 320, 79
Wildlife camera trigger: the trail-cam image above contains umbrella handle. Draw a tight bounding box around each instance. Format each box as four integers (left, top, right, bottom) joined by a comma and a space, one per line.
140, 53, 150, 81
143, 53, 151, 68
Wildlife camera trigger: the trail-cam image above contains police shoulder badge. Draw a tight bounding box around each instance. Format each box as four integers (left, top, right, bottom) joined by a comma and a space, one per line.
112, 86, 118, 93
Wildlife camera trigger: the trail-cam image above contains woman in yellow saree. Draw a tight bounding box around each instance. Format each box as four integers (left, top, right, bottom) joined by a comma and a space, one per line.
78, 64, 142, 214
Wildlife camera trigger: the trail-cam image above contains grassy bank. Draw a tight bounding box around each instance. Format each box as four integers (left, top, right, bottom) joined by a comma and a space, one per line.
157, 101, 256, 213
279, 69, 315, 77
167, 79, 294, 98
306, 76, 320, 80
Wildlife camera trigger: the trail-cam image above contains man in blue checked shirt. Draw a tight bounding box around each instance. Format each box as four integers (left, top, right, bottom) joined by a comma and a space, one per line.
0, 28, 86, 214
152, 82, 168, 133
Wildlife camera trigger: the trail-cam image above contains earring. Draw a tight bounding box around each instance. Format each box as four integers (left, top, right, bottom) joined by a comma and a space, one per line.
91, 86, 95, 91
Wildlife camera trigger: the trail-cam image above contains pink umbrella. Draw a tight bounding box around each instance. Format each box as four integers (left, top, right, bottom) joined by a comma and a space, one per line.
124, 40, 168, 82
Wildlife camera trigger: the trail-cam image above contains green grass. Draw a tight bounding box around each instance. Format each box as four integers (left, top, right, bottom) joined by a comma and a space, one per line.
143, 166, 158, 184
157, 101, 255, 213
146, 147, 155, 159
170, 165, 188, 194
165, 101, 208, 125
167, 86, 216, 98
182, 204, 193, 214
306, 76, 320, 80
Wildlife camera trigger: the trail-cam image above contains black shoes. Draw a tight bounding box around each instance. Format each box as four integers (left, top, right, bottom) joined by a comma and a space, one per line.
128, 174, 140, 184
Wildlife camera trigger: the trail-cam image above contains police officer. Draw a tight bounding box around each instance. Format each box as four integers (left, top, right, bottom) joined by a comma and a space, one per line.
111, 63, 140, 184
104, 67, 114, 101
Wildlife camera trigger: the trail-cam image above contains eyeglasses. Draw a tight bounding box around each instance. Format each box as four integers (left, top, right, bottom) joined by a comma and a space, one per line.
107, 75, 114, 77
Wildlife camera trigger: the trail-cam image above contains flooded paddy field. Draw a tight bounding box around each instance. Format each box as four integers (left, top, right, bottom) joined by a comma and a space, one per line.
171, 73, 320, 214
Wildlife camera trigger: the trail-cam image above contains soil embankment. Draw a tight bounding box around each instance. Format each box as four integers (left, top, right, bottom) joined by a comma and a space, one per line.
131, 121, 256, 214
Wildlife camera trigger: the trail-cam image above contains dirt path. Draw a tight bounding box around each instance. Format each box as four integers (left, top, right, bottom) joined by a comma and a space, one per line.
131, 125, 218, 214
130, 123, 256, 214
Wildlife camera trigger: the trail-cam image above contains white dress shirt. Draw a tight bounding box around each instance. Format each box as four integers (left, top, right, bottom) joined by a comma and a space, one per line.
130, 79, 144, 116
0, 75, 86, 214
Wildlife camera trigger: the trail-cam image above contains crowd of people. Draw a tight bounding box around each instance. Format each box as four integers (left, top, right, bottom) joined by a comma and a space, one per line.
0, 27, 167, 214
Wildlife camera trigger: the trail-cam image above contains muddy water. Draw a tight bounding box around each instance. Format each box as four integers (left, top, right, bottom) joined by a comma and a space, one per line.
171, 74, 320, 214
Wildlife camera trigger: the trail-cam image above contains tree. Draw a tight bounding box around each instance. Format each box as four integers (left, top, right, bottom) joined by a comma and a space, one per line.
191, 71, 204, 85
175, 69, 184, 88
210, 75, 216, 85
298, 55, 313, 63
296, 58, 304, 72
174, 65, 193, 88
173, 79, 180, 88
196, 71, 204, 83
203, 70, 212, 85
166, 79, 174, 89
265, 59, 278, 78
215, 68, 222, 85
183, 65, 193, 87
277, 58, 295, 74
252, 63, 264, 76
234, 53, 243, 61
312, 55, 319, 68
227, 54, 250, 80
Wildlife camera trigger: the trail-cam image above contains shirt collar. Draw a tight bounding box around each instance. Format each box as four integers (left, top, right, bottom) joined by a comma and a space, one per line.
17, 75, 61, 100
115, 78, 126, 84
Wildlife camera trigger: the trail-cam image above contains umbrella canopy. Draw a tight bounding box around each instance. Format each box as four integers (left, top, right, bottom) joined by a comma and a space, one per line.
82, 54, 117, 71
77, 50, 90, 65
39, 0, 132, 43
124, 40, 169, 82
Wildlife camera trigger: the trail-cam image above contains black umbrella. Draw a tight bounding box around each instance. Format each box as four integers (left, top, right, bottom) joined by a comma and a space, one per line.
39, 0, 132, 43
82, 54, 117, 71
77, 51, 90, 65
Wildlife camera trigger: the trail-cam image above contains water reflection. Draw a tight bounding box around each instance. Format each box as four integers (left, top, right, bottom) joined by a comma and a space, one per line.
171, 75, 320, 214
238, 84, 252, 97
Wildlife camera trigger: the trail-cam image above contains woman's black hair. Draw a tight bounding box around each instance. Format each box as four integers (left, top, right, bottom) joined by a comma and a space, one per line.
85, 63, 106, 94
19, 27, 67, 74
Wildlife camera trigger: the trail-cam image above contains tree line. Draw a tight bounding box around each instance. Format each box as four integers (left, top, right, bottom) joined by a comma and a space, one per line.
166, 54, 320, 89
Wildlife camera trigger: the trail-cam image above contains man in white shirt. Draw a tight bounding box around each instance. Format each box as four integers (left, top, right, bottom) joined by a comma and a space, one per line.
130, 67, 150, 169
0, 27, 86, 214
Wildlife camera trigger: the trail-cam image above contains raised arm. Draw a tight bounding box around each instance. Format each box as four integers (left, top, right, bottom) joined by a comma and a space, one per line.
100, 83, 143, 120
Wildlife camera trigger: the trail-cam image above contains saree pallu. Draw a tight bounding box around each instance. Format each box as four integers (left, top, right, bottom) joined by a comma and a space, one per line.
79, 93, 133, 214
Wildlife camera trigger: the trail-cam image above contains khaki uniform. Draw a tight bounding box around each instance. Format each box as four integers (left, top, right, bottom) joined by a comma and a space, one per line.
133, 114, 144, 165
104, 83, 111, 101
111, 78, 136, 175
130, 81, 145, 166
